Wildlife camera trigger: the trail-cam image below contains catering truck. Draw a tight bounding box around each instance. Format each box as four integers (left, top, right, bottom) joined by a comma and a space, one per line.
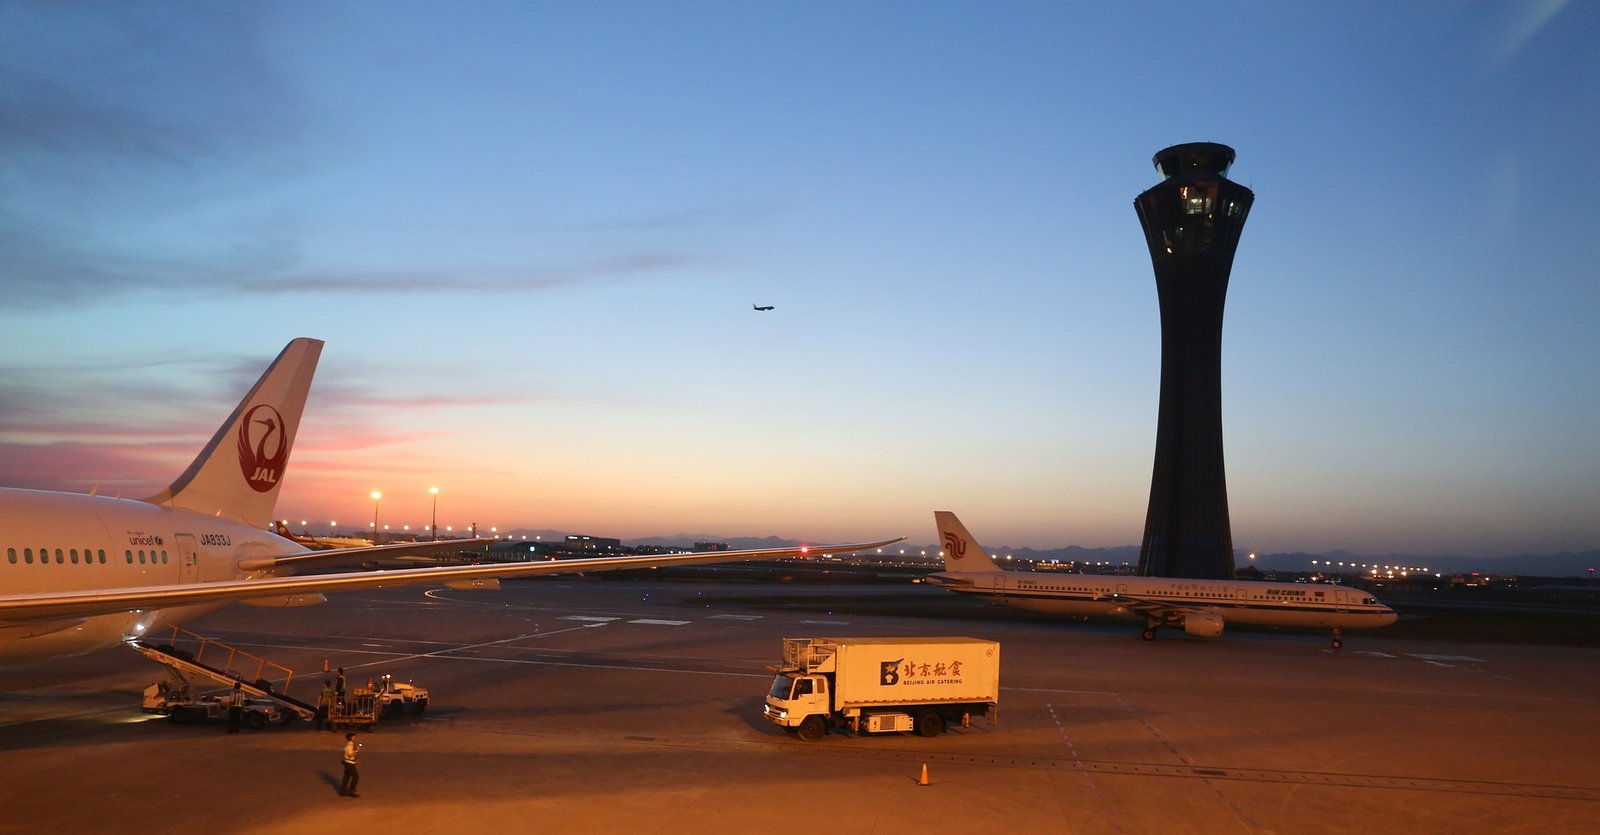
762, 636, 999, 741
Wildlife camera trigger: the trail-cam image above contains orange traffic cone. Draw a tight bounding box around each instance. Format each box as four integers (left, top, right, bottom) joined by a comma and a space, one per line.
323, 659, 330, 673
918, 763, 930, 786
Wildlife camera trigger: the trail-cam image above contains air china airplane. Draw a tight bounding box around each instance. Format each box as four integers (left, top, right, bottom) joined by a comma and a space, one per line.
927, 511, 1395, 648
0, 338, 903, 664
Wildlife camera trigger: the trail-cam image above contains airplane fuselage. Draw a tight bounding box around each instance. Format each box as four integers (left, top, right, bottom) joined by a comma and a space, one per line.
928, 570, 1397, 633
0, 487, 295, 661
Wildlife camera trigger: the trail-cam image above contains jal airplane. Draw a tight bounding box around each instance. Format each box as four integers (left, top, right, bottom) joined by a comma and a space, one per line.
927, 511, 1395, 648
0, 338, 903, 664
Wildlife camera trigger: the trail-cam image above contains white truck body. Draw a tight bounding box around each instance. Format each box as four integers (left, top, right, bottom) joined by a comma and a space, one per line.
763, 636, 999, 740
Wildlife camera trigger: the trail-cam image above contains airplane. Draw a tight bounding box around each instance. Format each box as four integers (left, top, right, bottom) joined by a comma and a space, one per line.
0, 338, 904, 664
752, 304, 774, 311
271, 520, 372, 551
926, 511, 1395, 648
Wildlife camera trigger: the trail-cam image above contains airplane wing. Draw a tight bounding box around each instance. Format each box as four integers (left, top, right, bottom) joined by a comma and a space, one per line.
234, 538, 500, 572
0, 537, 906, 623
1106, 593, 1211, 622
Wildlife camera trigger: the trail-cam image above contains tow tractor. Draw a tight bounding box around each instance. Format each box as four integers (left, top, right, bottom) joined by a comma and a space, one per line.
373, 674, 430, 717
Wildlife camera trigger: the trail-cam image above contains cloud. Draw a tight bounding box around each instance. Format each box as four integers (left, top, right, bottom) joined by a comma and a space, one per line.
1485, 0, 1571, 68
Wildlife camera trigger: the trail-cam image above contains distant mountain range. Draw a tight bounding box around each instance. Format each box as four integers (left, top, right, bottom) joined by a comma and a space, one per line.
497, 529, 1599, 579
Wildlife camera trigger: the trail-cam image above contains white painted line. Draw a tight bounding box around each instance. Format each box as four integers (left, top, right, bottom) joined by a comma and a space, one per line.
628, 619, 691, 626
1408, 653, 1484, 664
560, 616, 619, 623
707, 614, 762, 621
801, 619, 850, 626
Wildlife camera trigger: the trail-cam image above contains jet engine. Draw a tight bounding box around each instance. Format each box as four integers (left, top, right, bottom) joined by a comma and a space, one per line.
1182, 611, 1225, 638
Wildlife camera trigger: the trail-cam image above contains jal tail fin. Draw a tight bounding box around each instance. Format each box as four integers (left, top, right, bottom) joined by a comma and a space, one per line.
144, 338, 324, 529
934, 511, 1004, 573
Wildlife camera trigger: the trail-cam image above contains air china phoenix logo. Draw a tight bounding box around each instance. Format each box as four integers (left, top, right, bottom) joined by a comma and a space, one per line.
942, 532, 966, 561
237, 404, 287, 493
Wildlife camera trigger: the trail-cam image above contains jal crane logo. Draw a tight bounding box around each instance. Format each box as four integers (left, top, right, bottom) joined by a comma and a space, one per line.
237, 404, 288, 493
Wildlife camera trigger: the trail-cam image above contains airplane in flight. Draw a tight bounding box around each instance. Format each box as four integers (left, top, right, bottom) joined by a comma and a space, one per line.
752, 304, 774, 311
926, 511, 1395, 648
0, 338, 903, 664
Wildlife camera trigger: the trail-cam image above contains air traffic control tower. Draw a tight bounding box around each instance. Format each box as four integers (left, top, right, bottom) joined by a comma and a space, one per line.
1133, 142, 1254, 580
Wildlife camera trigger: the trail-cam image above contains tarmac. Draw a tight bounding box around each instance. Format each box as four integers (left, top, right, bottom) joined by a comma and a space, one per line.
2, 578, 1597, 834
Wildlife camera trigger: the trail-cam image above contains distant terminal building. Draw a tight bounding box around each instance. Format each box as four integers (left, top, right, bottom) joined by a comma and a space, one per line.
566, 534, 623, 554
694, 542, 731, 552
1133, 142, 1254, 580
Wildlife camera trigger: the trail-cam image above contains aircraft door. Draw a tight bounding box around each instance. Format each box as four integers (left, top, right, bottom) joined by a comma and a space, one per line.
175, 534, 200, 584
1335, 588, 1352, 612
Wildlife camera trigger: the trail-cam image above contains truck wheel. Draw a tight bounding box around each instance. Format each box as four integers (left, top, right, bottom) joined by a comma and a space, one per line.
796, 715, 826, 741
915, 711, 945, 738
415, 699, 427, 714
245, 712, 267, 730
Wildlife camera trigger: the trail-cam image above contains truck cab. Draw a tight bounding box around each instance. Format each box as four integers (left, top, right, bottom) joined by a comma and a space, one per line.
765, 670, 831, 740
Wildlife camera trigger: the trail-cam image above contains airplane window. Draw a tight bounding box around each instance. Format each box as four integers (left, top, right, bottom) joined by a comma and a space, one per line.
55, 548, 64, 564
24, 548, 33, 564
161, 550, 169, 563
138, 550, 146, 564
6, 548, 14, 565
70, 549, 79, 564
98, 549, 106, 564
125, 550, 133, 564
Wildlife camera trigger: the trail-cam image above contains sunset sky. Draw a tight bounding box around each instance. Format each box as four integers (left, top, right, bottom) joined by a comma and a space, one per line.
2, 2, 1596, 558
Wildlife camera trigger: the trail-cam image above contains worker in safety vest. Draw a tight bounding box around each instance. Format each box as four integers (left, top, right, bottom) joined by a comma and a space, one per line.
226, 682, 245, 734
340, 732, 362, 797
316, 681, 334, 731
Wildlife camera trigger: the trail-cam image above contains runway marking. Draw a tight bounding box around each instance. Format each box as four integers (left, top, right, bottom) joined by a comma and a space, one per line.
1113, 692, 1267, 832
628, 619, 690, 626
1049, 703, 1122, 833
1408, 653, 1485, 667
707, 614, 762, 621
801, 619, 851, 626
559, 616, 618, 623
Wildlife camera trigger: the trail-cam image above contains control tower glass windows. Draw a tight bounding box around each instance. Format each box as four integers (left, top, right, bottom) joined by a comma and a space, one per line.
1179, 184, 1213, 216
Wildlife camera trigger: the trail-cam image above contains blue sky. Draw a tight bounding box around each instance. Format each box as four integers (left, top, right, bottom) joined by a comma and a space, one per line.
2, 1, 1596, 557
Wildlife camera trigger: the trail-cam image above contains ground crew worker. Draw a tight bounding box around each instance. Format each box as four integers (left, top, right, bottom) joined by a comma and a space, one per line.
335, 667, 346, 704
340, 732, 361, 797
226, 682, 244, 733
315, 681, 333, 731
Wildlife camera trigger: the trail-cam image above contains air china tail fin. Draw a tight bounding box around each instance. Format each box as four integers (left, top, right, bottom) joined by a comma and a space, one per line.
144, 338, 324, 529
934, 511, 1003, 573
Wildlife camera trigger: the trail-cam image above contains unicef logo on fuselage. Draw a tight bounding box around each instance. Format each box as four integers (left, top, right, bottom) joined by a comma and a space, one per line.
237, 404, 288, 493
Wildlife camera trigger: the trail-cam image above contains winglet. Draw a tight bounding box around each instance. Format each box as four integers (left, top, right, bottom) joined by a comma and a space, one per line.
144, 338, 324, 529
933, 511, 1003, 573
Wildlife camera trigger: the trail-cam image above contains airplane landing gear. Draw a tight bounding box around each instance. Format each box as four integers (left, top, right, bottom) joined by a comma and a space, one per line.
1330, 627, 1344, 650
1141, 624, 1158, 641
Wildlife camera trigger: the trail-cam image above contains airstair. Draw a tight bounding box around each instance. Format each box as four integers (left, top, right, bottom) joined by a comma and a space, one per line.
131, 626, 318, 721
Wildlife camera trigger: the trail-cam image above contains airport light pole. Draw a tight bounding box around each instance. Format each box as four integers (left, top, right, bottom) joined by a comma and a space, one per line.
429, 486, 440, 541
370, 491, 382, 545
